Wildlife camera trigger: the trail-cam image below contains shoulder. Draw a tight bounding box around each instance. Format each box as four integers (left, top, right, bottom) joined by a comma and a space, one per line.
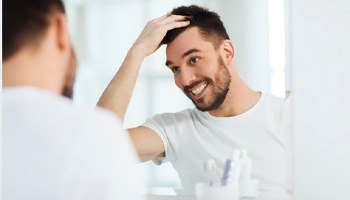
3, 87, 124, 135
142, 108, 198, 133
263, 93, 287, 108
264, 93, 285, 103
147, 108, 196, 123
261, 93, 289, 119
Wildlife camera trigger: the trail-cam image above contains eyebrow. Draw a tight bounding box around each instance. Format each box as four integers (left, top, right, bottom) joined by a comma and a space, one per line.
165, 48, 201, 66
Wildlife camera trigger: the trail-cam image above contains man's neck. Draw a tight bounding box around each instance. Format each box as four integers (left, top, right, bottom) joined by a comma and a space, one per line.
208, 72, 262, 117
2, 52, 61, 95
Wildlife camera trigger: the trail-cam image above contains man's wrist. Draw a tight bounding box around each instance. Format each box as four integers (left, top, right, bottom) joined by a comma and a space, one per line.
128, 44, 148, 60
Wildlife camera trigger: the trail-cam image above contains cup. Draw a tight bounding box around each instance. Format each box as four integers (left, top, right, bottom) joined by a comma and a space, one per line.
195, 182, 239, 200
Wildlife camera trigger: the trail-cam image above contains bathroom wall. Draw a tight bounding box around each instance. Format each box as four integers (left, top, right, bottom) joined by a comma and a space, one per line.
289, 0, 350, 199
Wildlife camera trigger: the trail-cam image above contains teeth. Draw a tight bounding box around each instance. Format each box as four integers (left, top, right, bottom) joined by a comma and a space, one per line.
191, 83, 207, 95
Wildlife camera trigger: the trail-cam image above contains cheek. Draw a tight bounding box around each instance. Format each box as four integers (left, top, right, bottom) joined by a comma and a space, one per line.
174, 76, 183, 90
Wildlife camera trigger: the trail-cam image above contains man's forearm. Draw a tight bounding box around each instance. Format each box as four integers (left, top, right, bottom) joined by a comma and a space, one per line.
97, 14, 190, 121
97, 48, 145, 120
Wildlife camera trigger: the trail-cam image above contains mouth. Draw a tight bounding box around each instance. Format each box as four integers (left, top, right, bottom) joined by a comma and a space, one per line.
187, 82, 209, 99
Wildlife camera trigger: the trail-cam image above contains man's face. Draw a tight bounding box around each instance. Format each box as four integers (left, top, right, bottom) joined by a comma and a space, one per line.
166, 27, 231, 111
62, 48, 77, 99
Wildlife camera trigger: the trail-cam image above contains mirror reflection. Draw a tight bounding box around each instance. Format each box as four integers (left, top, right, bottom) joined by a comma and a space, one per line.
66, 0, 288, 197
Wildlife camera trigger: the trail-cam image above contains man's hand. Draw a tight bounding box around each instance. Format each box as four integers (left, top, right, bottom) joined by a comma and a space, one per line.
98, 14, 189, 120
131, 14, 190, 58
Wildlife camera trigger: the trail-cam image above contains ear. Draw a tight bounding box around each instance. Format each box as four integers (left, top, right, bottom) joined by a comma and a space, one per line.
220, 40, 235, 65
53, 13, 71, 55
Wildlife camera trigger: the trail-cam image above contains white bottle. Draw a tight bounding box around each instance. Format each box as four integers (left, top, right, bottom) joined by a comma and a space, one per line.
231, 149, 241, 185
240, 149, 252, 182
239, 149, 259, 199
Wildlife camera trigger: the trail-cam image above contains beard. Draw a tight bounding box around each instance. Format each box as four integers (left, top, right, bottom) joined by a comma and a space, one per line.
62, 84, 74, 99
185, 57, 231, 112
62, 48, 77, 99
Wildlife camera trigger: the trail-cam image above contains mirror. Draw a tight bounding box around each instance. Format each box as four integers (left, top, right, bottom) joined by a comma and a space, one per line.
66, 0, 288, 195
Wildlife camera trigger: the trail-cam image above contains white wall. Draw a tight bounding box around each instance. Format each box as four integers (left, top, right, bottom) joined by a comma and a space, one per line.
220, 0, 271, 93
289, 0, 350, 199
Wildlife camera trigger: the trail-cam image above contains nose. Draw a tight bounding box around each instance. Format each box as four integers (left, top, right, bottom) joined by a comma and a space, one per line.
177, 67, 196, 88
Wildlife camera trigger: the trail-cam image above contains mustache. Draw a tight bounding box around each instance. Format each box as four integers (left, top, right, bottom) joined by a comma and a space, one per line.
184, 78, 210, 93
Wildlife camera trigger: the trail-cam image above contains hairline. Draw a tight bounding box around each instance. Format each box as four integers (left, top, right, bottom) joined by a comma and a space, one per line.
167, 26, 225, 51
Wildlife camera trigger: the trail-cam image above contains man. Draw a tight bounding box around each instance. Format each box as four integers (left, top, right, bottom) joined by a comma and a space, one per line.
98, 5, 291, 198
2, 0, 143, 199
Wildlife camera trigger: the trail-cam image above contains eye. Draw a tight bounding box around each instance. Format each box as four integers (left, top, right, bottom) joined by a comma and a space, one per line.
189, 57, 200, 65
171, 66, 181, 73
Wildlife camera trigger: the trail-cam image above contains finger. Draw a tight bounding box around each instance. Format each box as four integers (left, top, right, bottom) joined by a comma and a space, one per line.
161, 15, 190, 24
164, 20, 190, 31
155, 13, 170, 21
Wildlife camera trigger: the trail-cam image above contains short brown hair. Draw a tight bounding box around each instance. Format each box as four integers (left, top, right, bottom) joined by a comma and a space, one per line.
162, 5, 230, 49
3, 0, 65, 60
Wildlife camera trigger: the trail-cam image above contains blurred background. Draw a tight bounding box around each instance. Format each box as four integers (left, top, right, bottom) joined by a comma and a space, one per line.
64, 0, 287, 195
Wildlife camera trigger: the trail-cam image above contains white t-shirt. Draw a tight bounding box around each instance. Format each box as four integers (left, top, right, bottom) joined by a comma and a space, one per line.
3, 87, 144, 200
143, 93, 292, 199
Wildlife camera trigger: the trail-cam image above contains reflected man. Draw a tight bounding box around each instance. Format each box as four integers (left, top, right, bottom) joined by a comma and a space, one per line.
98, 5, 291, 198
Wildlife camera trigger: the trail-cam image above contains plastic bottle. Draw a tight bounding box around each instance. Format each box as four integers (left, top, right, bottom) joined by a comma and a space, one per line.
239, 149, 259, 199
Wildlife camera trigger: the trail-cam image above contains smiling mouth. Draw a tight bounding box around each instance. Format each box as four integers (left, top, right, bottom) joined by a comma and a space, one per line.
190, 82, 208, 96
